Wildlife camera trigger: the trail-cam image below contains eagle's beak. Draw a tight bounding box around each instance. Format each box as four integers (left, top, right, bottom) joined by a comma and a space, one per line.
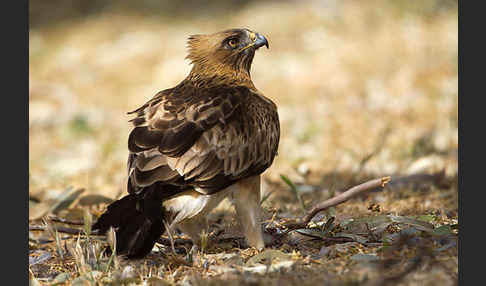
254, 33, 269, 49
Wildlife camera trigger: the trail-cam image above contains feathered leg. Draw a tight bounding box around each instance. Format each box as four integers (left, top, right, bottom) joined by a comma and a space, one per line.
232, 175, 265, 250
177, 216, 208, 247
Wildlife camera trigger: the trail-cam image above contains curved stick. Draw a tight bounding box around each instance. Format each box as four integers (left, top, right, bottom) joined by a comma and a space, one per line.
283, 177, 391, 230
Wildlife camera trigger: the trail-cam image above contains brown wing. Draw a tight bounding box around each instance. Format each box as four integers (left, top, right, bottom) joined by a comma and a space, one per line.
127, 82, 280, 195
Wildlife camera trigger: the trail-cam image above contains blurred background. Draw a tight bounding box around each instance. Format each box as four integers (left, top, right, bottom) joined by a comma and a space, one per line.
29, 0, 457, 215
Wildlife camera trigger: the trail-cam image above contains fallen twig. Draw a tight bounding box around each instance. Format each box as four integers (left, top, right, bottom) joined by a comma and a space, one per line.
378, 255, 424, 286
30, 225, 83, 235
282, 176, 391, 231
47, 215, 84, 225
377, 236, 432, 286
29, 225, 101, 236
156, 235, 247, 248
295, 231, 356, 243
156, 237, 193, 246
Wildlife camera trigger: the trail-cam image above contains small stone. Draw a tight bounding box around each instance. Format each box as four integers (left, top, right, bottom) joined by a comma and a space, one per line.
350, 253, 380, 262
121, 265, 135, 279
319, 246, 330, 257
297, 163, 310, 175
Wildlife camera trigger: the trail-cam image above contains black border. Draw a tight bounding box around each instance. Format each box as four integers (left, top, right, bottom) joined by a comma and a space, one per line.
5, 0, 29, 283
457, 0, 462, 283
459, 0, 480, 285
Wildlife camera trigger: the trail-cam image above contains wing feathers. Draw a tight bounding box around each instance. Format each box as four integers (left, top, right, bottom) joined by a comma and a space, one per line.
132, 165, 179, 187
158, 122, 202, 157
135, 153, 167, 171
128, 127, 163, 153
127, 83, 279, 195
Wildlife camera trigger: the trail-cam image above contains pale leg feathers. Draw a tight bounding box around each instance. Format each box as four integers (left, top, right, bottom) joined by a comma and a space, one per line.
177, 215, 208, 248
232, 175, 264, 250
163, 175, 264, 251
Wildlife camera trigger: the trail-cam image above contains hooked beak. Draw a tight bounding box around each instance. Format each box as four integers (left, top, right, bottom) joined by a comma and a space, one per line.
254, 33, 269, 49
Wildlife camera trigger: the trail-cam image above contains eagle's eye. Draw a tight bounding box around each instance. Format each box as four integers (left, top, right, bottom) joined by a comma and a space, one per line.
227, 38, 238, 49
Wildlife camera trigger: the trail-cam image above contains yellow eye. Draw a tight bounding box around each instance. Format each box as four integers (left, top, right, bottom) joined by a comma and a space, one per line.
228, 39, 237, 48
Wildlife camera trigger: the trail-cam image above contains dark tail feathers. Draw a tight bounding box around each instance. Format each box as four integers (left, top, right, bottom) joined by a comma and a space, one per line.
92, 187, 167, 259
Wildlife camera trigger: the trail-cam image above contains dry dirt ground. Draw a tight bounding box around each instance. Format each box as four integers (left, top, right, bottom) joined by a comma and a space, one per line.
29, 1, 458, 285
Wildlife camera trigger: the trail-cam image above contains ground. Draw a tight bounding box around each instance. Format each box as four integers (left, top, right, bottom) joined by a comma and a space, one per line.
29, 1, 458, 285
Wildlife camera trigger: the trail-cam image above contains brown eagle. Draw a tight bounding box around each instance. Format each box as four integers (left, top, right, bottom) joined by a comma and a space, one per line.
92, 28, 280, 258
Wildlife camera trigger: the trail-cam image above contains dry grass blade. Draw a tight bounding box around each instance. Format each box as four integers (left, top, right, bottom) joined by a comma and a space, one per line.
280, 174, 306, 213
105, 227, 117, 272
357, 125, 392, 172
260, 190, 274, 206
163, 220, 177, 255
83, 209, 93, 237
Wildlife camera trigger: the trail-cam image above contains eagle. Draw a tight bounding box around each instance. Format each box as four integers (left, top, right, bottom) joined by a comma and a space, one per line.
92, 28, 280, 258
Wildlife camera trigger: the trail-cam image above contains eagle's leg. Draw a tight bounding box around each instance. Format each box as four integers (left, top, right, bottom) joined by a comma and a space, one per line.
177, 215, 208, 252
232, 175, 265, 250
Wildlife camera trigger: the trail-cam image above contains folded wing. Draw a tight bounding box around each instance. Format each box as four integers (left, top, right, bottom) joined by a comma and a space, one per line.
127, 83, 280, 195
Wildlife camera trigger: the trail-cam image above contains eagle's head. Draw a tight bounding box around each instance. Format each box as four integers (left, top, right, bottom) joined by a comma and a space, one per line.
186, 28, 269, 82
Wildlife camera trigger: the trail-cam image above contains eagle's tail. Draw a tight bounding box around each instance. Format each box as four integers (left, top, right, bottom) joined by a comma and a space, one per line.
92, 185, 167, 259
